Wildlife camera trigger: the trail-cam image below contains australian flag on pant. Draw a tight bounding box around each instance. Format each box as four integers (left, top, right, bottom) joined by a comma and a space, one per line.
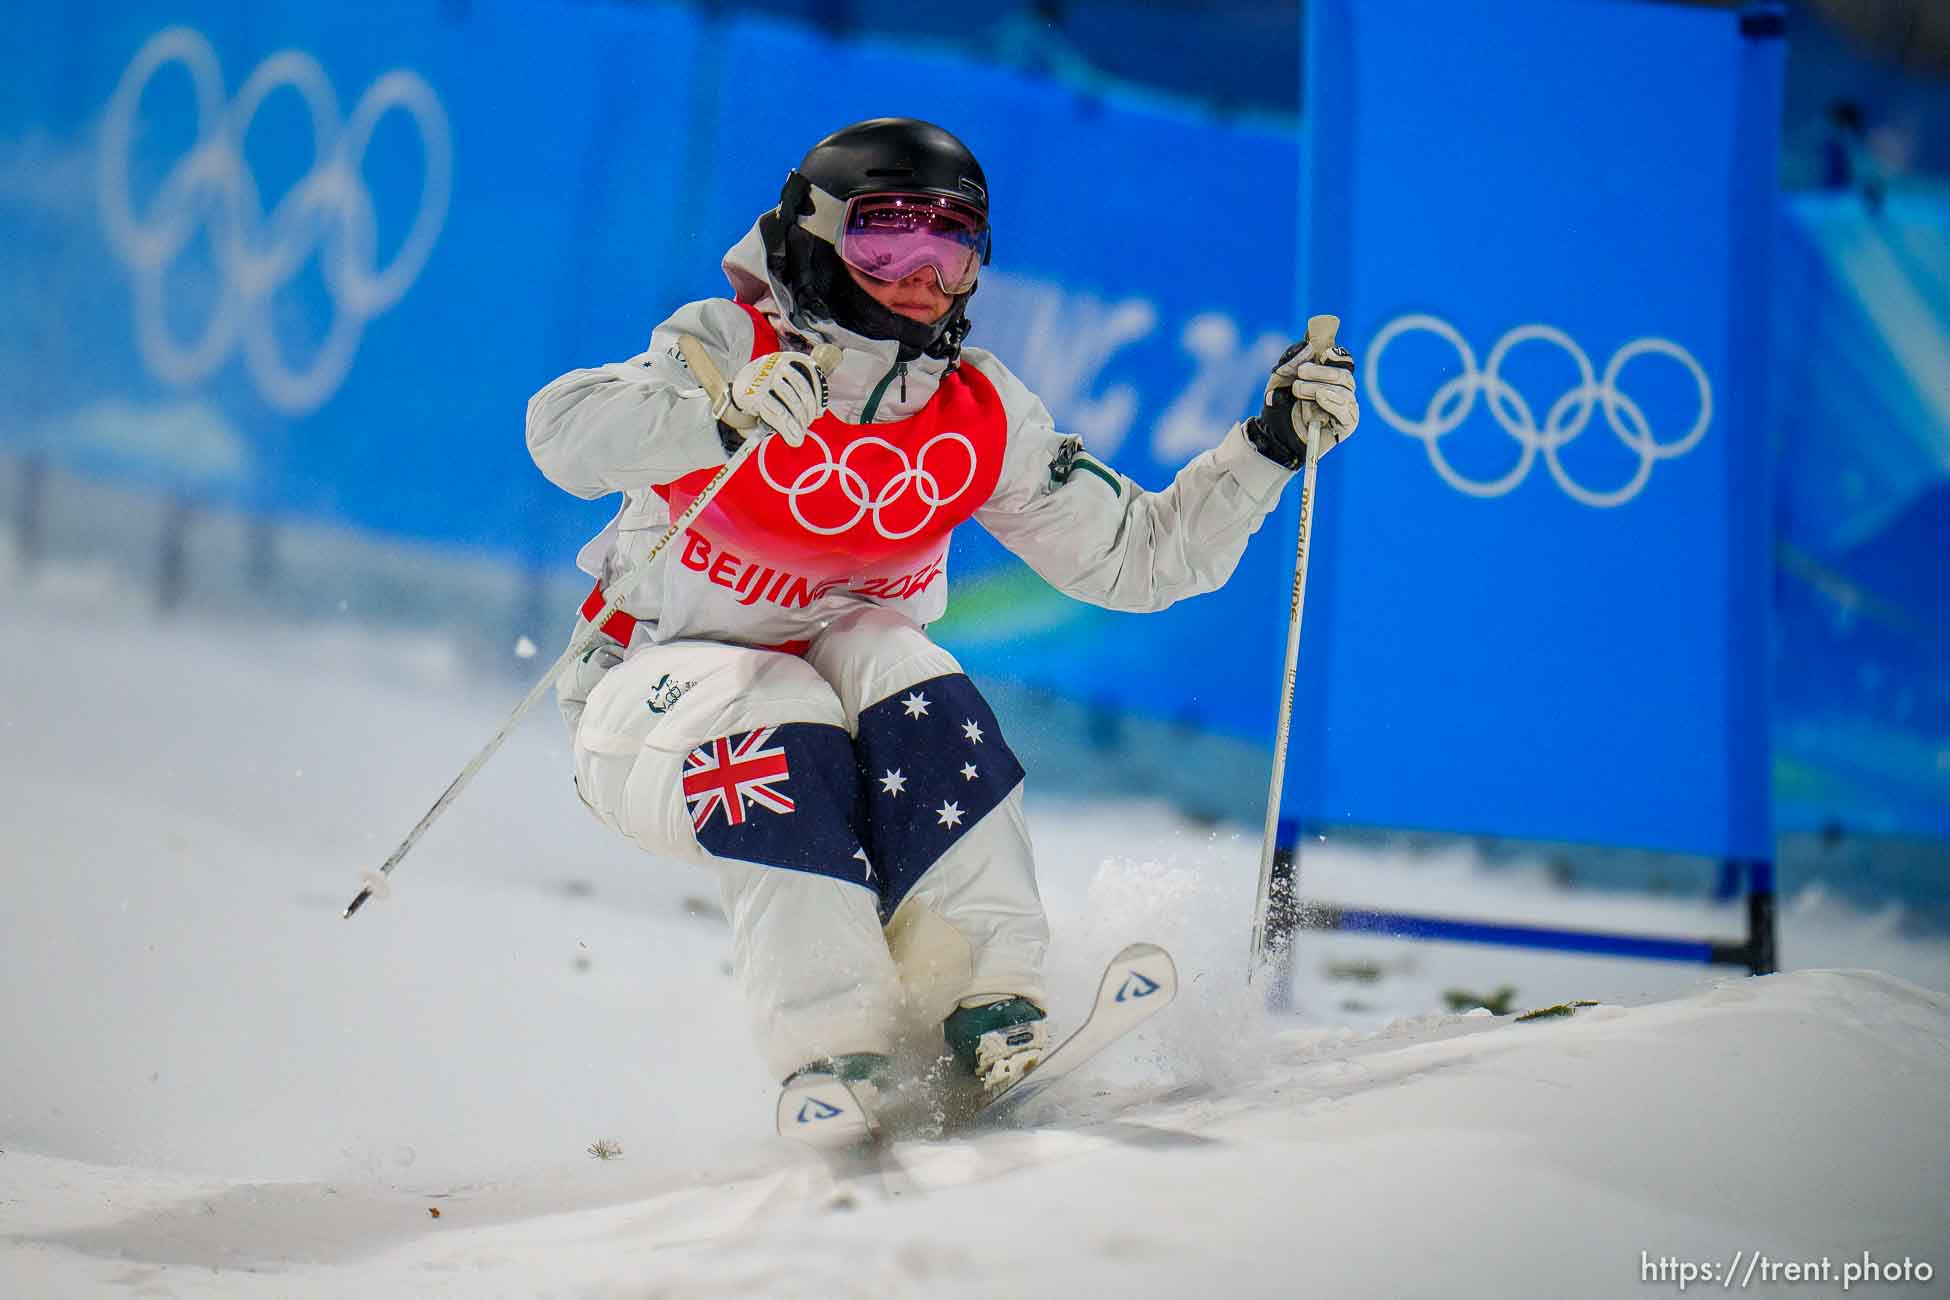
685, 722, 870, 886
682, 674, 1023, 917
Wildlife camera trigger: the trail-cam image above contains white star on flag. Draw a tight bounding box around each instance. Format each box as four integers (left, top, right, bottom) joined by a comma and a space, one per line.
960, 762, 979, 781
879, 769, 907, 796
936, 801, 964, 828
853, 847, 874, 882
902, 692, 931, 719
961, 719, 984, 744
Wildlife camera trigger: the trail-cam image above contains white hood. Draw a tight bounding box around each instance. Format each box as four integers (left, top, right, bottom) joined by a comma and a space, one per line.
718, 217, 954, 387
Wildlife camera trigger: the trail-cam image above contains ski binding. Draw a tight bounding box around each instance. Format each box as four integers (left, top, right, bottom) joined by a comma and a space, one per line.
978, 940, 1177, 1122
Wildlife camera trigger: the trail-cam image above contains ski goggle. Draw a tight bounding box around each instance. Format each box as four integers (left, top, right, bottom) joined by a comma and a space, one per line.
836, 193, 989, 295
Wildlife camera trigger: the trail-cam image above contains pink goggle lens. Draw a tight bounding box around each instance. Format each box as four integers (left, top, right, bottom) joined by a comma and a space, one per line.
838, 193, 989, 295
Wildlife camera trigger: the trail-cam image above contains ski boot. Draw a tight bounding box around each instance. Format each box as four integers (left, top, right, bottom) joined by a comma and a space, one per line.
943, 996, 1049, 1099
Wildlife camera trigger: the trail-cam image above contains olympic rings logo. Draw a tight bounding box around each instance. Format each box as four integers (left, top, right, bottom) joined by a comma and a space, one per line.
756, 428, 979, 541
1367, 314, 1713, 508
98, 27, 451, 414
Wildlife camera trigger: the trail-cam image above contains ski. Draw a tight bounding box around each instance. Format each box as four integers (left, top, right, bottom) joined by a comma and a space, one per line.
976, 941, 1178, 1123
776, 1072, 882, 1149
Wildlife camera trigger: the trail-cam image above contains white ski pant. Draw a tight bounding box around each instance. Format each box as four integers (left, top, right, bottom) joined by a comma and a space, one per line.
567, 605, 1049, 1080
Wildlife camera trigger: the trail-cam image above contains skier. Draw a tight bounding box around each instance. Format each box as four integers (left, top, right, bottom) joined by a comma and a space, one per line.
525, 118, 1357, 1114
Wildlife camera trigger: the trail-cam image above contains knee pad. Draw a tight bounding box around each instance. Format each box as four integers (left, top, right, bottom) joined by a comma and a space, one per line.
852, 671, 1025, 914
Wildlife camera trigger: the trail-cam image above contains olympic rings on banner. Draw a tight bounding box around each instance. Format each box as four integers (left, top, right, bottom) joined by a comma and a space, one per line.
98, 27, 451, 414
756, 428, 980, 541
1367, 314, 1713, 508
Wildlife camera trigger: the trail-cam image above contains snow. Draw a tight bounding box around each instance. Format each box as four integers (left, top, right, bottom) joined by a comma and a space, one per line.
3, 566, 1948, 1298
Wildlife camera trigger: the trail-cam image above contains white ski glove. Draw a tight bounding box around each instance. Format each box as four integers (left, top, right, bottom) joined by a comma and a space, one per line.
1245, 336, 1358, 469
716, 350, 829, 448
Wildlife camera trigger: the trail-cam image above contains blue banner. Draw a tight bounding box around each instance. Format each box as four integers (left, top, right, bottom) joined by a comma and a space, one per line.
1298, 0, 1782, 859
1, 0, 707, 568
1772, 192, 1950, 839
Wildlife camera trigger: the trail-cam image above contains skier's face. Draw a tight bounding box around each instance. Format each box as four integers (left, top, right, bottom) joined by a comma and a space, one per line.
844, 262, 953, 325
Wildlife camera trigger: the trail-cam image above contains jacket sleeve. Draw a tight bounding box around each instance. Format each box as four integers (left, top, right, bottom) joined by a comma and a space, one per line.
969, 352, 1293, 613
524, 298, 756, 500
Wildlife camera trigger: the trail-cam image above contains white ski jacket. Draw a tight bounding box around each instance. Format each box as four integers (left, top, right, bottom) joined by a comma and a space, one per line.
526, 220, 1293, 650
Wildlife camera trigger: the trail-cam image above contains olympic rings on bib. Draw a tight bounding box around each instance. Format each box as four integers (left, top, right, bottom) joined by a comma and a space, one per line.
98, 27, 452, 414
1367, 314, 1713, 508
755, 427, 980, 541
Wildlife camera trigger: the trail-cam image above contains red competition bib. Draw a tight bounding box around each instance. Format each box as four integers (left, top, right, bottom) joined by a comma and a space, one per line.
656, 304, 1008, 587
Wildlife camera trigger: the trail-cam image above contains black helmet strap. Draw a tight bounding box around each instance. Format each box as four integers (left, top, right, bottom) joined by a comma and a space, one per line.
777, 169, 816, 223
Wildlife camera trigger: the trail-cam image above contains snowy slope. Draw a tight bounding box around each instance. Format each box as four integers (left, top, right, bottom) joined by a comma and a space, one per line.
6, 973, 1946, 1299
3, 566, 1949, 1297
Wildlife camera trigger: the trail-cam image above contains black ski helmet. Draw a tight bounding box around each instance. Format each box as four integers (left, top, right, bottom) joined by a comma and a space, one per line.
762, 117, 990, 362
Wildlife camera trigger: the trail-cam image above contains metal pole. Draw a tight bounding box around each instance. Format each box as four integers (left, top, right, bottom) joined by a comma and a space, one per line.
1248, 313, 1340, 983
1745, 859, 1778, 974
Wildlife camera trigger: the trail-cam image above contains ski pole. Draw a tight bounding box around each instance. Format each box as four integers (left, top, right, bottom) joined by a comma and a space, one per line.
342, 337, 840, 919
1247, 314, 1340, 981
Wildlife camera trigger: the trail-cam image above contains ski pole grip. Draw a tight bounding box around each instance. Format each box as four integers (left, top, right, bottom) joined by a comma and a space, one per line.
1305, 313, 1341, 359
1296, 314, 1344, 437
680, 336, 842, 432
